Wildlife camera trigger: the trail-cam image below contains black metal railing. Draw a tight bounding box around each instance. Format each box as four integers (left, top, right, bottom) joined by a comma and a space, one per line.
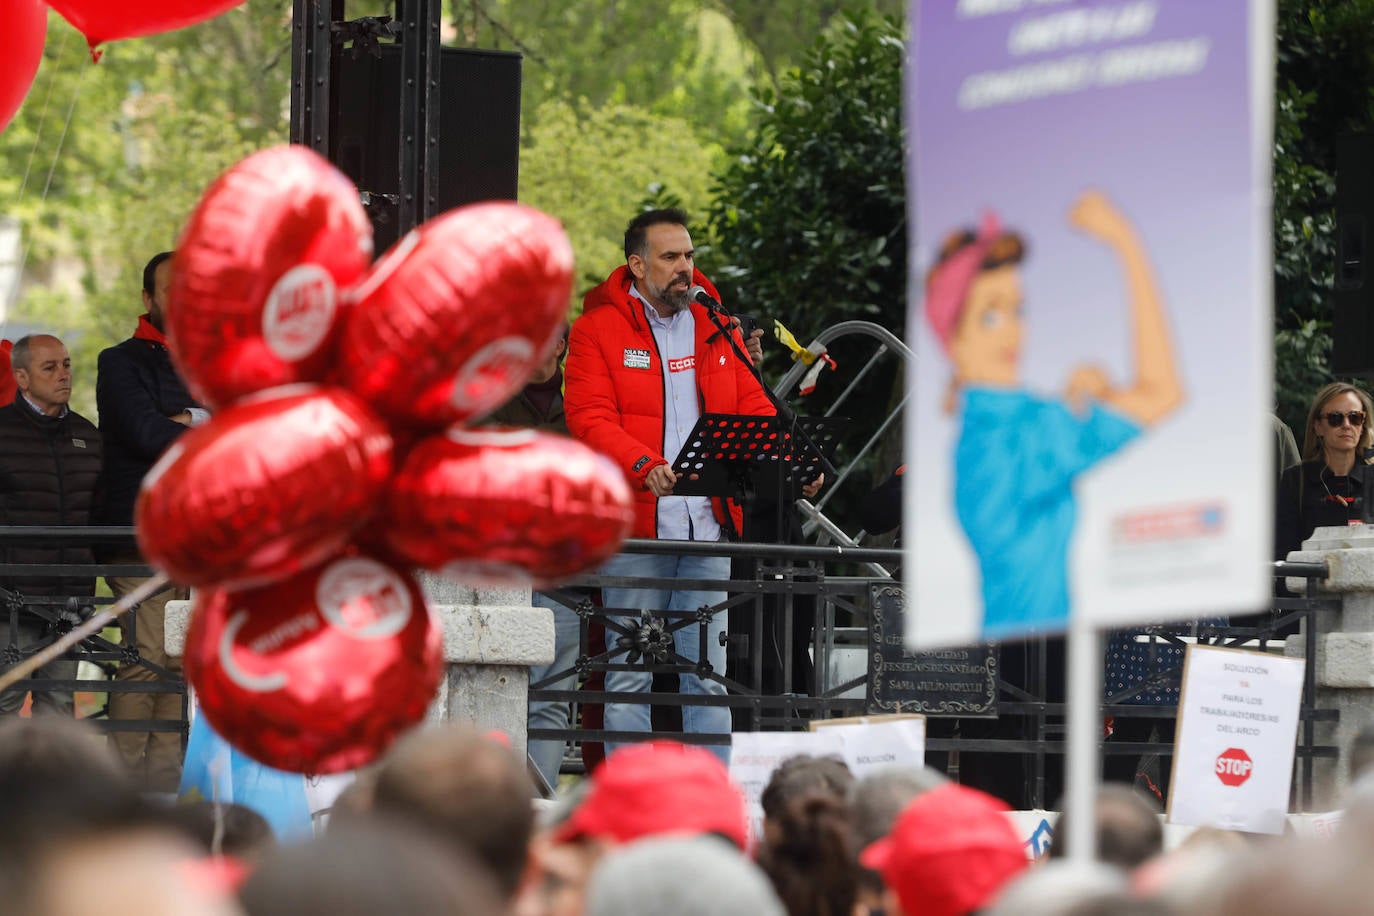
0, 527, 187, 741
529, 544, 1339, 810
0, 528, 1340, 810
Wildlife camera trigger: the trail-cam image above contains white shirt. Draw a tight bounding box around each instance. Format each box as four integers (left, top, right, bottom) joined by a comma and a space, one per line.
631, 285, 722, 543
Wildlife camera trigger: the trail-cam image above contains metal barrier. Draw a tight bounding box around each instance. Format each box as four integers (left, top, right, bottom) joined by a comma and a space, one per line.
0, 527, 1338, 810
530, 546, 1338, 810
0, 527, 187, 741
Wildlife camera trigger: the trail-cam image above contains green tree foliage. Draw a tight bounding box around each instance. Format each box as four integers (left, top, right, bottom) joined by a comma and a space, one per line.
705, 12, 906, 510
454, 0, 761, 145
2, 2, 291, 417
518, 99, 721, 310
707, 12, 905, 333
1272, 0, 1374, 434
715, 0, 904, 81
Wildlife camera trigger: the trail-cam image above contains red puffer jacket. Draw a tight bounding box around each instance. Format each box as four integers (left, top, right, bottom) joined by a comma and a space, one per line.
565, 266, 773, 539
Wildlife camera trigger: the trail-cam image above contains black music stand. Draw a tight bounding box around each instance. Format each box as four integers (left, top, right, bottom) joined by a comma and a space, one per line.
669, 413, 844, 501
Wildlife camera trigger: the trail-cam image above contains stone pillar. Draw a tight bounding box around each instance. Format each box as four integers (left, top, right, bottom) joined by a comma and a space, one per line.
1286, 524, 1374, 809
163, 575, 554, 763
418, 574, 553, 762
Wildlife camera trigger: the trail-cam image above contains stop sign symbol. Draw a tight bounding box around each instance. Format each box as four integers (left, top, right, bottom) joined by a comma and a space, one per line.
1215, 748, 1253, 786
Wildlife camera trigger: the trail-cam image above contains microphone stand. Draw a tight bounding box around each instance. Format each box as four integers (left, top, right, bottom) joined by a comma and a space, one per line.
700, 298, 832, 701
699, 303, 838, 483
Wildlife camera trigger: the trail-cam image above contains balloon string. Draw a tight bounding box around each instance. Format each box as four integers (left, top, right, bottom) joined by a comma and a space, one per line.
0, 573, 171, 694
15, 57, 89, 310
4, 26, 73, 341
16, 26, 72, 207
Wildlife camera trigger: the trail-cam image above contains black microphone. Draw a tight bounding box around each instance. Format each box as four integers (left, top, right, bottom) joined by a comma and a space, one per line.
688, 284, 728, 316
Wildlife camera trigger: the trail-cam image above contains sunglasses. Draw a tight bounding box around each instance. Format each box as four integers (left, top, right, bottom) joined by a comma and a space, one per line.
1324, 410, 1367, 427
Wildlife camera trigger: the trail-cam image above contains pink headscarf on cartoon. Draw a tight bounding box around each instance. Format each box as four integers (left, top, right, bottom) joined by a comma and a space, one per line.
925, 212, 1002, 355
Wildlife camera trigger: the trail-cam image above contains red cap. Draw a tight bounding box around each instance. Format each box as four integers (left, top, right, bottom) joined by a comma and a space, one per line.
179, 855, 252, 895
859, 783, 1028, 916
553, 741, 748, 849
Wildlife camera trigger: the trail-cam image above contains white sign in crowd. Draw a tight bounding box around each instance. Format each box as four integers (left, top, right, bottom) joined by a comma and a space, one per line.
730, 717, 927, 844
1168, 645, 1306, 835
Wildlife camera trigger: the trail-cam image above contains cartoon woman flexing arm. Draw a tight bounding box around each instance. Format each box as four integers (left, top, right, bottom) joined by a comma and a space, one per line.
926, 190, 1184, 637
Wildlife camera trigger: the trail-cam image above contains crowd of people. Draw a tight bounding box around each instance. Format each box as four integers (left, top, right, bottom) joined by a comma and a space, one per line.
7, 715, 1374, 916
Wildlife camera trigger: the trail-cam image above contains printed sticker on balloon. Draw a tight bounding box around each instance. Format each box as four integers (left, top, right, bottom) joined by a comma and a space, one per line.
262, 264, 338, 362
448, 336, 536, 412
315, 557, 414, 640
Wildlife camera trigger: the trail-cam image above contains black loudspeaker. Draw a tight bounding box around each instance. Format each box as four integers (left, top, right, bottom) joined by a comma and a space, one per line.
332, 46, 522, 254
1334, 132, 1374, 376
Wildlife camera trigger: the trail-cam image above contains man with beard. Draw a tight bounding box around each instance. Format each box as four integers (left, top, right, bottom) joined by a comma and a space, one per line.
96, 251, 208, 791
564, 209, 774, 762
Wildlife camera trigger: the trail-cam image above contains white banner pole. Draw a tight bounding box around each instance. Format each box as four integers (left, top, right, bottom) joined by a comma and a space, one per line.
1065, 613, 1101, 861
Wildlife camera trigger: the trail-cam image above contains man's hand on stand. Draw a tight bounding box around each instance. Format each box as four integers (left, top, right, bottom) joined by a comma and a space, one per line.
646, 464, 679, 497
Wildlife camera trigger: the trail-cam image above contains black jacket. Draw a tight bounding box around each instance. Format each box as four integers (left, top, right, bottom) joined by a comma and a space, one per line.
485, 371, 569, 435
95, 337, 201, 526
0, 396, 103, 598
1275, 459, 1366, 559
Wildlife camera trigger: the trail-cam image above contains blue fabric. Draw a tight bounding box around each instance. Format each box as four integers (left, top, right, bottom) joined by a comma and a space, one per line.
598, 550, 731, 764
527, 590, 583, 790
1104, 619, 1227, 706
179, 708, 314, 842
955, 388, 1141, 638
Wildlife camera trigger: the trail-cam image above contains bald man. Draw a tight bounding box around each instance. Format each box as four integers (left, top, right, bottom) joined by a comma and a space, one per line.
0, 334, 103, 716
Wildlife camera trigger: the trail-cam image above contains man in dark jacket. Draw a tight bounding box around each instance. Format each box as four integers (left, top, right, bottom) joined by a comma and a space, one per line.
0, 334, 103, 716
486, 325, 578, 790
96, 251, 207, 790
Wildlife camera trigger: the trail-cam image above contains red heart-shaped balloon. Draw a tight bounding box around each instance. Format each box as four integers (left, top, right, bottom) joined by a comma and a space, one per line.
47, 0, 247, 54
0, 0, 46, 135
168, 145, 373, 408
383, 427, 635, 585
135, 386, 393, 589
335, 202, 574, 431
184, 552, 443, 773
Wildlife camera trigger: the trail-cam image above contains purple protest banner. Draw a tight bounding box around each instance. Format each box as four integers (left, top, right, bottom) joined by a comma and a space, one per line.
904, 0, 1275, 648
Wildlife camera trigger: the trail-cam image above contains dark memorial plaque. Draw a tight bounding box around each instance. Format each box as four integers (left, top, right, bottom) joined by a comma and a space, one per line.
868, 584, 998, 717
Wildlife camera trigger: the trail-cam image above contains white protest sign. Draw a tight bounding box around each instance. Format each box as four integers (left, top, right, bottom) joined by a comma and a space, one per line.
810, 715, 927, 779
730, 730, 846, 846
1167, 645, 1305, 834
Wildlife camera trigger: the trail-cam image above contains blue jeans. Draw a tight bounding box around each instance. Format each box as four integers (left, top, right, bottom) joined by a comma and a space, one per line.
599, 551, 730, 764
526, 590, 581, 791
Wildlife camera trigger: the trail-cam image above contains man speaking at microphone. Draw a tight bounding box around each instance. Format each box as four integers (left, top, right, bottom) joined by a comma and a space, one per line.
565, 208, 775, 763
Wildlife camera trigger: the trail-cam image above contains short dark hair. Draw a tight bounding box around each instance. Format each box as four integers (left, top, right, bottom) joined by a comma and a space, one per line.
143, 251, 174, 296
1049, 784, 1162, 868
10, 335, 34, 373
624, 208, 689, 263
370, 726, 534, 900
761, 755, 853, 823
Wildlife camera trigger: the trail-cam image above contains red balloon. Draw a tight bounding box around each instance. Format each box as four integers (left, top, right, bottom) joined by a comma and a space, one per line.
46, 0, 246, 54
184, 553, 443, 773
169, 146, 373, 408
135, 386, 393, 590
0, 0, 46, 134
335, 202, 574, 431
0, 341, 15, 406
383, 428, 635, 586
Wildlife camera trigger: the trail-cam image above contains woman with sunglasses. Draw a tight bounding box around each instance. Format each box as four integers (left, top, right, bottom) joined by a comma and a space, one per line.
1275, 382, 1374, 559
